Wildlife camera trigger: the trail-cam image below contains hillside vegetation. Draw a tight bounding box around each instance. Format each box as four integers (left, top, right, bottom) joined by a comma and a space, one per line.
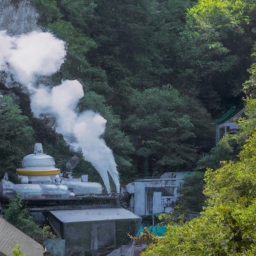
1, 0, 256, 192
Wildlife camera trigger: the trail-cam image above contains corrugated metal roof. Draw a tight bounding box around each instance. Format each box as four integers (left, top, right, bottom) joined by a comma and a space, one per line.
50, 208, 140, 223
0, 217, 44, 256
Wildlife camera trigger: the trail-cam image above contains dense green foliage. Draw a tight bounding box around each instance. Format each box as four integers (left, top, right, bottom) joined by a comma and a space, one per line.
143, 49, 256, 250
125, 86, 196, 173
2, 0, 256, 252
2, 196, 55, 244
26, 0, 215, 180
176, 0, 256, 113
143, 114, 256, 254
12, 245, 24, 256
172, 0, 256, 213
139, 1, 256, 254
177, 171, 205, 212
2, 0, 256, 186
3, 0, 256, 252
0, 96, 34, 176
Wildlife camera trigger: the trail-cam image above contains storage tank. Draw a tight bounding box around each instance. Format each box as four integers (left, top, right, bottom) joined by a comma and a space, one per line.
0, 143, 103, 200
16, 143, 61, 184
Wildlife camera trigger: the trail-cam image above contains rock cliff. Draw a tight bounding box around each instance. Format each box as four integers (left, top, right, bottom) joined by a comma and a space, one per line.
0, 0, 39, 36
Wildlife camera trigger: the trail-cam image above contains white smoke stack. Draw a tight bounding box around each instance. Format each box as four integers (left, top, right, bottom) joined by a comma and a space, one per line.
0, 30, 120, 193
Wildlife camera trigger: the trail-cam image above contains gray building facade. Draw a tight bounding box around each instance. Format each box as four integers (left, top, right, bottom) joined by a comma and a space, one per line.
48, 208, 140, 256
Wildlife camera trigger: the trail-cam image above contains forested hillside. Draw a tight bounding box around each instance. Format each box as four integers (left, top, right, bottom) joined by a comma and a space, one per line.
1, 0, 256, 190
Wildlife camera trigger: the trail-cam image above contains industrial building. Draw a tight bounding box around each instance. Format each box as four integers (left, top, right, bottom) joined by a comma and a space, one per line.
48, 208, 140, 256
126, 172, 190, 216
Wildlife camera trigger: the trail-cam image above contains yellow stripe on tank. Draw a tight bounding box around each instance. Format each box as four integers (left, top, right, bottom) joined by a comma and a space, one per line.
16, 169, 60, 176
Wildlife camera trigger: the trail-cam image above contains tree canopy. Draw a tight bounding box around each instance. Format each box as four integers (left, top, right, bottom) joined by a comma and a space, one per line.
1, 0, 256, 185
0, 96, 34, 176
142, 1, 256, 251
143, 98, 256, 255
125, 86, 196, 173
27, 0, 216, 180
4, 0, 256, 251
2, 196, 55, 244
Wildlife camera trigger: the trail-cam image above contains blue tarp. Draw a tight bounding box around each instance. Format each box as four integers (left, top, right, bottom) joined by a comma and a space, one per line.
136, 225, 167, 237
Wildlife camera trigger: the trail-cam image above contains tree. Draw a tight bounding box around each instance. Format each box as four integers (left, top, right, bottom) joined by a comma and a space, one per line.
173, 0, 256, 114
3, 196, 55, 244
177, 41, 256, 214
29, 0, 216, 179
124, 86, 196, 174
87, 0, 189, 110
142, 49, 256, 254
30, 0, 99, 84
196, 134, 239, 171
12, 244, 24, 256
143, 120, 256, 255
177, 171, 205, 212
0, 96, 34, 176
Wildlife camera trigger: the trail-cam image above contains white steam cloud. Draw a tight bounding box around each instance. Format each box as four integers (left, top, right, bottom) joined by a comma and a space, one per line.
0, 31, 66, 87
0, 30, 119, 193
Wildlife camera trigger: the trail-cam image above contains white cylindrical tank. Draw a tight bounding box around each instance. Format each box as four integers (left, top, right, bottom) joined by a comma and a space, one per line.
16, 143, 61, 179
62, 180, 102, 195
14, 184, 72, 199
11, 143, 104, 197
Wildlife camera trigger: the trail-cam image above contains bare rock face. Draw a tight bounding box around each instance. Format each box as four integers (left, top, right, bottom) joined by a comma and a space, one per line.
0, 0, 40, 88
0, 71, 21, 89
0, 0, 54, 105
0, 0, 39, 36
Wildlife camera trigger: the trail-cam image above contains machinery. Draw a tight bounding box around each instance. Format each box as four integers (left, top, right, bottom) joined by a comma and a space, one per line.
0, 143, 103, 202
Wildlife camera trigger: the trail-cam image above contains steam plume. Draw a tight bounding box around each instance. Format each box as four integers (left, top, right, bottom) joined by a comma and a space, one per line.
0, 30, 119, 193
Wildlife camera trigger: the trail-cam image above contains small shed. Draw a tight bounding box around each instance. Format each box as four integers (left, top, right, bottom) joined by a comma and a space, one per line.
48, 208, 140, 256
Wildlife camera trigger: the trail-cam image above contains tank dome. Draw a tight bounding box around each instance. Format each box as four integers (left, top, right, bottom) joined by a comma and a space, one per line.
16, 143, 60, 176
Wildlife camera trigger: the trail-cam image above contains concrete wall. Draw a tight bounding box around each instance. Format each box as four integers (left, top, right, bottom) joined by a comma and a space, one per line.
48, 216, 140, 256
127, 172, 190, 216
44, 238, 65, 256
134, 182, 146, 216
64, 222, 92, 255
48, 214, 63, 238
115, 219, 139, 247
